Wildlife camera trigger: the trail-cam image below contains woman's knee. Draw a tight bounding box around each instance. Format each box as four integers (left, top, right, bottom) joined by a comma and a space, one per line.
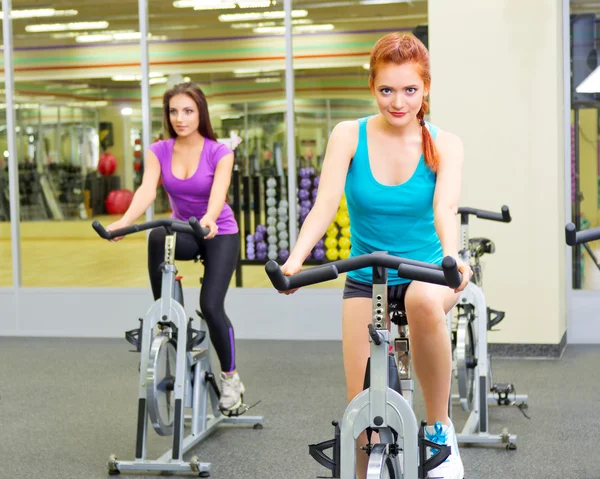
148, 227, 167, 252
199, 296, 226, 323
405, 285, 447, 329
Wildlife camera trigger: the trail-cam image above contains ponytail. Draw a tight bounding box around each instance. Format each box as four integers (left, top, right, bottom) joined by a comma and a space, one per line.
417, 100, 439, 173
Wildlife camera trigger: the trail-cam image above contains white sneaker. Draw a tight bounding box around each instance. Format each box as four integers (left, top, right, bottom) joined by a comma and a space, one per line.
425, 421, 464, 479
219, 372, 245, 411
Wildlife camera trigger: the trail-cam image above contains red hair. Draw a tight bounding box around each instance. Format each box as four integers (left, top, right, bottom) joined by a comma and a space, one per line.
369, 32, 439, 172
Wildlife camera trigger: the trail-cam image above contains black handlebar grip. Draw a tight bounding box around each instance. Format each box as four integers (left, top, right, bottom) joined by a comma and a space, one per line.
500, 205, 511, 223
188, 217, 210, 239
565, 223, 600, 245
265, 260, 291, 291
442, 256, 462, 289
91, 220, 110, 239
565, 223, 577, 246
265, 260, 340, 290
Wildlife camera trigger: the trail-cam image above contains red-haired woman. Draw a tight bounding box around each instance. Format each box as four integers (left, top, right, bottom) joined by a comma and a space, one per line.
281, 33, 470, 479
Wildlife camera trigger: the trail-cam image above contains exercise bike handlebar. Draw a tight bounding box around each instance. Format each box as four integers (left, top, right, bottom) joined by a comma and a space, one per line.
91, 217, 210, 241
265, 254, 462, 291
565, 222, 600, 246
457, 205, 511, 223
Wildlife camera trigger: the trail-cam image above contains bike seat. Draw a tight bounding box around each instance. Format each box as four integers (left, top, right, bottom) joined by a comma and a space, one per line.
470, 237, 495, 258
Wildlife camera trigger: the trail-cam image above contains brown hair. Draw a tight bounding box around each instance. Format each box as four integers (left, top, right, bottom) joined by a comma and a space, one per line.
368, 32, 439, 172
162, 82, 217, 141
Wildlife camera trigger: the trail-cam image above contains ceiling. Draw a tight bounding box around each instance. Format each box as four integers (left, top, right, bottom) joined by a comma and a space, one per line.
4, 0, 427, 45
0, 0, 427, 108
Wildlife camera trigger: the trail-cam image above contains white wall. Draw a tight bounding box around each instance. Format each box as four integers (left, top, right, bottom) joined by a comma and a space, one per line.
0, 287, 344, 340
428, 0, 567, 344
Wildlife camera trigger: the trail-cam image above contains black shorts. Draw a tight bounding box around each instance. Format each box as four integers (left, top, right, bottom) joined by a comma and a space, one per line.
342, 276, 411, 311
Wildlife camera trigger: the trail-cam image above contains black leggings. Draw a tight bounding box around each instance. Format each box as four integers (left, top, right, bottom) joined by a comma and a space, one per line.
148, 228, 240, 373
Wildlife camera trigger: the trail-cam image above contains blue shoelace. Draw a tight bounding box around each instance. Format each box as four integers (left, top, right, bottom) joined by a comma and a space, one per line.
425, 421, 448, 459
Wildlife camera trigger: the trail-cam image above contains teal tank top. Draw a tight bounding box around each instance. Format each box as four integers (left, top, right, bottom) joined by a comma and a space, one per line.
344, 116, 443, 285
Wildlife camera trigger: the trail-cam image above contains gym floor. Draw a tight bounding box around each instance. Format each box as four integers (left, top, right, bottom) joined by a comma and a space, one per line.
0, 336, 595, 479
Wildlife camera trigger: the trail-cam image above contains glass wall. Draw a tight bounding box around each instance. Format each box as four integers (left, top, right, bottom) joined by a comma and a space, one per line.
0, 79, 12, 286
569, 3, 600, 290
0, 0, 429, 289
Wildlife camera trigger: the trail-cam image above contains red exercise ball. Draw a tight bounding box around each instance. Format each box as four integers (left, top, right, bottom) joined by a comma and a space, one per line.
98, 152, 117, 176
105, 189, 134, 215
133, 161, 141, 172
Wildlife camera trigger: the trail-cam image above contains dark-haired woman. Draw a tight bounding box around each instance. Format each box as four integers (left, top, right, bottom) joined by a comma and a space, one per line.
107, 82, 245, 413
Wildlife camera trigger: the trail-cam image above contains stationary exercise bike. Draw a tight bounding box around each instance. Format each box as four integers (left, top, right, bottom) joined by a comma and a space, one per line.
93, 217, 263, 476
449, 206, 527, 450
266, 252, 463, 479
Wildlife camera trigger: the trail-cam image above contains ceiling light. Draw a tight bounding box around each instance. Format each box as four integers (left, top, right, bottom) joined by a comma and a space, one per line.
233, 67, 282, 77
121, 107, 133, 116
51, 32, 78, 39
255, 77, 280, 83
0, 8, 78, 19
113, 32, 142, 40
235, 0, 273, 7
184, 76, 191, 82
112, 72, 165, 81
149, 77, 169, 85
219, 9, 307, 21
194, 1, 237, 9
76, 34, 113, 43
231, 18, 310, 28
253, 23, 333, 33
363, 63, 370, 70
25, 21, 109, 33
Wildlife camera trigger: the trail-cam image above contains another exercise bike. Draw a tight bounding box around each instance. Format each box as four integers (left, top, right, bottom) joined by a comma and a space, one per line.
450, 206, 528, 449
266, 252, 463, 479
93, 217, 263, 476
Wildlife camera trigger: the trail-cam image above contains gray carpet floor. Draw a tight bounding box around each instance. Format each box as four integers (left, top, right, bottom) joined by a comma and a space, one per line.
0, 337, 596, 479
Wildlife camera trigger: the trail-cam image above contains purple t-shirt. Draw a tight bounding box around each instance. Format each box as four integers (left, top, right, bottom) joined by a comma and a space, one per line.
149, 137, 239, 235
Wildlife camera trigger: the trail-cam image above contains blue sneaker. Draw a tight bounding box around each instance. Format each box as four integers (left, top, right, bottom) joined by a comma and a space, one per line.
425, 421, 464, 479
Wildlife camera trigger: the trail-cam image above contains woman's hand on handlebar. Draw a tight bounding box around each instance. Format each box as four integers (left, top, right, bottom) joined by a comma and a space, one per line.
199, 215, 218, 240
454, 257, 472, 293
279, 257, 303, 294
106, 217, 132, 242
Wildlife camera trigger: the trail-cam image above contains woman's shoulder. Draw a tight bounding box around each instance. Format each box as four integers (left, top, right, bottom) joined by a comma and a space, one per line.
429, 124, 464, 166
429, 124, 463, 151
148, 137, 174, 160
331, 119, 360, 139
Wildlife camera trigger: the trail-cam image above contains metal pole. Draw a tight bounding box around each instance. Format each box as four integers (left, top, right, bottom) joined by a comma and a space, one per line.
244, 102, 249, 176
284, 0, 297, 248
3, 0, 22, 288
573, 107, 581, 289
326, 99, 332, 136
138, 0, 153, 220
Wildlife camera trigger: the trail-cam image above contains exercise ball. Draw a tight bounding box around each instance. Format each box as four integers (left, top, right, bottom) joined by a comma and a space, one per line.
339, 237, 351, 250
326, 248, 339, 261
313, 248, 325, 260
298, 189, 309, 201
326, 224, 339, 238
300, 178, 312, 190
105, 189, 133, 215
339, 248, 350, 259
324, 237, 338, 250
98, 152, 117, 176
341, 226, 351, 238
339, 195, 348, 210
336, 212, 350, 227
